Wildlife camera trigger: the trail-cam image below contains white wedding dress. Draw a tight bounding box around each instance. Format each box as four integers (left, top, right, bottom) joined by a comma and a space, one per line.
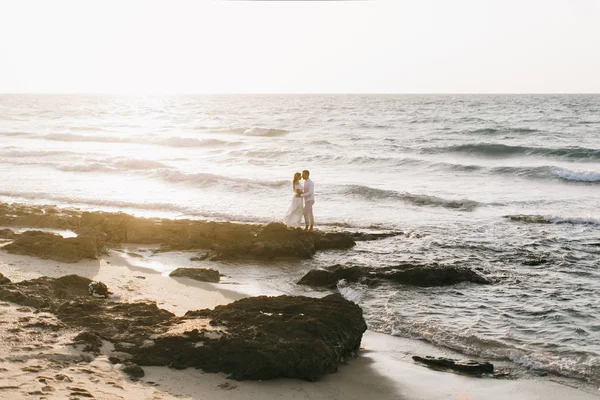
283, 183, 304, 227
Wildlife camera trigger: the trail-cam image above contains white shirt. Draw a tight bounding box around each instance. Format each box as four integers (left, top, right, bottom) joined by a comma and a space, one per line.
301, 179, 315, 202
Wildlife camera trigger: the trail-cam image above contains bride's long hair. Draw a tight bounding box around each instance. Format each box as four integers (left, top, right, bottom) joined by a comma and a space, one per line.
292, 172, 301, 191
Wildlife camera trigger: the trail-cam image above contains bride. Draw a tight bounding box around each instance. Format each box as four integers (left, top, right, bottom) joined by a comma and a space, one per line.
283, 172, 304, 227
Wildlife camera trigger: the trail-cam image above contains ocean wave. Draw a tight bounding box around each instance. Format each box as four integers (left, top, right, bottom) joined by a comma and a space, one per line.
44, 133, 235, 148
422, 143, 600, 160
551, 167, 600, 182
506, 215, 600, 225
153, 170, 289, 189
343, 185, 480, 211
242, 127, 289, 137
0, 148, 77, 158
467, 127, 539, 135
0, 157, 171, 173
387, 318, 599, 384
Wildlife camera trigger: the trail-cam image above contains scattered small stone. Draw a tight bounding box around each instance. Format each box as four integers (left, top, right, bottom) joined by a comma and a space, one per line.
55, 374, 73, 382
135, 276, 146, 280
0, 385, 21, 390
88, 281, 110, 297
41, 385, 55, 392
22, 365, 43, 373
122, 362, 145, 380
72, 331, 103, 353
217, 382, 238, 390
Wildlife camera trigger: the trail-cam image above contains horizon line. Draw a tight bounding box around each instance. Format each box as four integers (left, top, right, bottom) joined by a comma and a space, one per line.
1, 92, 599, 96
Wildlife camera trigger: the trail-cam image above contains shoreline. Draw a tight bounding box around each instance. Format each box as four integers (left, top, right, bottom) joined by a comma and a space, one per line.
0, 250, 598, 399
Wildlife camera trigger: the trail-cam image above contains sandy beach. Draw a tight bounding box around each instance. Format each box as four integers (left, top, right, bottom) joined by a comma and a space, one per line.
1, 248, 598, 400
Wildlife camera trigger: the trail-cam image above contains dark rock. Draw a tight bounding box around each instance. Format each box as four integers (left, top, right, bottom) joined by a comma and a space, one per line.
412, 356, 494, 375
298, 263, 491, 289
0, 228, 15, 239
0, 273, 10, 285
88, 281, 110, 297
0, 275, 366, 381
298, 265, 365, 289
150, 293, 367, 381
169, 267, 220, 283
190, 252, 211, 261
72, 331, 103, 353
121, 362, 145, 380
3, 230, 104, 263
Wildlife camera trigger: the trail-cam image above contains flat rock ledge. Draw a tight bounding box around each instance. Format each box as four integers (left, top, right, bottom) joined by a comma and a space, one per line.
0, 203, 383, 262
0, 275, 367, 381
298, 263, 491, 289
169, 267, 220, 283
2, 230, 104, 263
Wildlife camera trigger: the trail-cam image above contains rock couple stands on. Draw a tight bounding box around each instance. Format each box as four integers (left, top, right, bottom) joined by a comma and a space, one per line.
0, 203, 399, 263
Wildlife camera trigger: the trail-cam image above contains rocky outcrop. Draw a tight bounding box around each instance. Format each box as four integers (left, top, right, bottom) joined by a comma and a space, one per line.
0, 275, 367, 381
0, 204, 361, 261
298, 263, 491, 289
169, 267, 220, 283
2, 230, 105, 263
412, 356, 494, 375
210, 223, 356, 261
0, 273, 10, 285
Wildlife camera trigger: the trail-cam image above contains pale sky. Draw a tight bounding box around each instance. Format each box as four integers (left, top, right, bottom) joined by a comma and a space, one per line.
1, 0, 599, 94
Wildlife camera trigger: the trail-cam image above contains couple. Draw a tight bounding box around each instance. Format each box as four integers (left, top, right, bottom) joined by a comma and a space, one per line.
283, 169, 315, 231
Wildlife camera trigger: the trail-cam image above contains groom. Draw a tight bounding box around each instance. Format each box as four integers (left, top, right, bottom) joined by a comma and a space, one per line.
300, 169, 315, 232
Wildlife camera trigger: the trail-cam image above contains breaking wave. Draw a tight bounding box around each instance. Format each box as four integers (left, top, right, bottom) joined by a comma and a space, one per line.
242, 127, 289, 137
505, 215, 600, 225
44, 133, 234, 148
422, 143, 600, 160
343, 185, 480, 211
152, 170, 289, 189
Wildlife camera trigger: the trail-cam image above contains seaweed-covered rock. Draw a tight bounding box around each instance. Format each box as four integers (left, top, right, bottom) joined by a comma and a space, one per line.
412, 356, 494, 375
0, 275, 367, 381
169, 267, 220, 283
298, 263, 491, 289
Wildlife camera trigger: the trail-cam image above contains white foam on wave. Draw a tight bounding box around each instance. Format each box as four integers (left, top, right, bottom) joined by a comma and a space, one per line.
552, 167, 600, 182
44, 133, 234, 148
337, 280, 363, 304
242, 127, 289, 137
153, 169, 289, 189
343, 184, 480, 211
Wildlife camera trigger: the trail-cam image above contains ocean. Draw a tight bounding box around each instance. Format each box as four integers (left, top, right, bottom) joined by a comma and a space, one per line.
0, 94, 598, 384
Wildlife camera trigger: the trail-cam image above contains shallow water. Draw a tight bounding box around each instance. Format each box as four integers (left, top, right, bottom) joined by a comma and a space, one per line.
0, 94, 598, 383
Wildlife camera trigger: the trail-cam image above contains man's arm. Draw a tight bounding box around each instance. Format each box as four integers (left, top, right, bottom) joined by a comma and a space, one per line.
301, 182, 314, 197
